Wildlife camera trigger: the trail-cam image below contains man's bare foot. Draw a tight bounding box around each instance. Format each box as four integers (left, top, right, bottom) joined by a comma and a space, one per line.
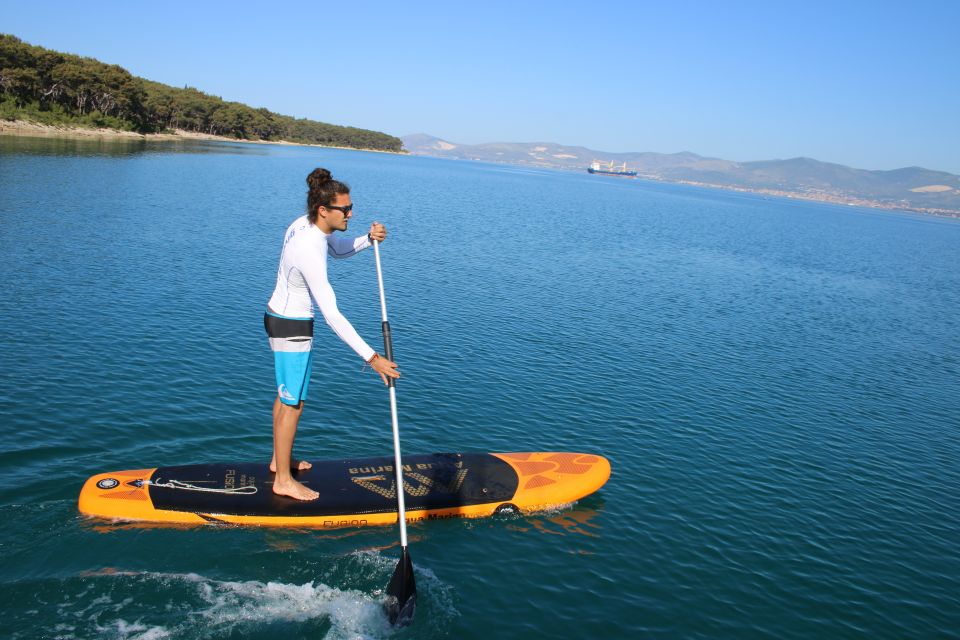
269, 459, 313, 473
272, 477, 319, 501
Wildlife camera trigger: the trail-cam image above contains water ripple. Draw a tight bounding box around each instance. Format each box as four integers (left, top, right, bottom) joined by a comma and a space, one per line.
2, 138, 958, 639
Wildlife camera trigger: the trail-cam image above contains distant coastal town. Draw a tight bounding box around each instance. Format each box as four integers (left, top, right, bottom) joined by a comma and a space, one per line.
592, 164, 959, 216
661, 178, 960, 218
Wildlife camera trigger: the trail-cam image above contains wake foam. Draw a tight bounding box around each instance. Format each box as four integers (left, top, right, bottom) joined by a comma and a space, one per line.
191, 574, 388, 638
42, 551, 457, 639
94, 619, 172, 640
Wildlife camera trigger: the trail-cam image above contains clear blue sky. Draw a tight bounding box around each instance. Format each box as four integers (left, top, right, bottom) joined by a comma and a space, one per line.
6, 0, 959, 173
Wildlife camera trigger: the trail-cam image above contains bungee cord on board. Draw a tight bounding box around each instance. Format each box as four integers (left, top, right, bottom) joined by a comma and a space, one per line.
146, 479, 258, 495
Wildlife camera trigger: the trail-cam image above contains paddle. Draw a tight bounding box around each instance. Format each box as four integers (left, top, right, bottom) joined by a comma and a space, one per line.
373, 239, 417, 627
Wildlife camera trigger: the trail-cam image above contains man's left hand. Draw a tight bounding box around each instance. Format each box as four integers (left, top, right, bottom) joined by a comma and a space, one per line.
368, 222, 387, 243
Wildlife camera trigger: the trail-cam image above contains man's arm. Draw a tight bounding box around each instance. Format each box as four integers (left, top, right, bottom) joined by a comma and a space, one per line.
327, 222, 387, 259
327, 233, 371, 259
299, 249, 376, 361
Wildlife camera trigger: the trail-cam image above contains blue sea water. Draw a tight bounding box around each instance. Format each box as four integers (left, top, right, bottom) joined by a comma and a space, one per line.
0, 134, 958, 639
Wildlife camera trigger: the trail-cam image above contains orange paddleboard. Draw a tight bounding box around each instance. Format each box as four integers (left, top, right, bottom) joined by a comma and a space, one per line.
78, 452, 611, 528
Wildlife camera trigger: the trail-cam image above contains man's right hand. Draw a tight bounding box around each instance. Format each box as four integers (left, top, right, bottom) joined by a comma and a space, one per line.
368, 353, 400, 385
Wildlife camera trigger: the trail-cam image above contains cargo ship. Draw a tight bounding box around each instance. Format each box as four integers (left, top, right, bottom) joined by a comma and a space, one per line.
587, 160, 637, 177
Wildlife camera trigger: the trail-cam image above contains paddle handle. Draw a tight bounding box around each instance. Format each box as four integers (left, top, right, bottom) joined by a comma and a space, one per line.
373, 240, 395, 388
373, 240, 409, 547
381, 321, 395, 387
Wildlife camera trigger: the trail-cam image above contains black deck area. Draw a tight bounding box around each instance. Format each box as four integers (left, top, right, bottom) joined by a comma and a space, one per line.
147, 453, 519, 517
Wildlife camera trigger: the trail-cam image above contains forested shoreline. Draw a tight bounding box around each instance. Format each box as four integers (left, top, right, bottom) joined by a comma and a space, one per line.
0, 35, 403, 151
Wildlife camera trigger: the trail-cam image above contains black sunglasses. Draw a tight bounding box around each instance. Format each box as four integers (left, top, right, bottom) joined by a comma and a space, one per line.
324, 203, 353, 215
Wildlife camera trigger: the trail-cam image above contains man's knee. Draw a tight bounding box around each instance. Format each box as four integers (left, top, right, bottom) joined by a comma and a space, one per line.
278, 399, 304, 412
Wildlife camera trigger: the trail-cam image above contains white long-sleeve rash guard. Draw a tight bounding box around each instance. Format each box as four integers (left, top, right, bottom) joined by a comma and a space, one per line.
267, 215, 376, 362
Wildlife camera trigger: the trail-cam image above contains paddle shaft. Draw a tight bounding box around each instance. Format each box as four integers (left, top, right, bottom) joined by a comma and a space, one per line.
373, 240, 409, 548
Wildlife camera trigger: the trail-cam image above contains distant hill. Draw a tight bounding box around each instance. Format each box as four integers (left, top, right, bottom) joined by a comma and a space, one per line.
401, 134, 960, 216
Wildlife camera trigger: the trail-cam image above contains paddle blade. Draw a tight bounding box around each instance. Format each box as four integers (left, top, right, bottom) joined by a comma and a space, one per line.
384, 547, 417, 626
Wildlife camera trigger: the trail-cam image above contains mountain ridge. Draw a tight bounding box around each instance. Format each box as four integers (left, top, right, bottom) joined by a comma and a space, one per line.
401, 134, 960, 217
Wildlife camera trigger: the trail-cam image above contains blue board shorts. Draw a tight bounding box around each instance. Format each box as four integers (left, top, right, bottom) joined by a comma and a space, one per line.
264, 310, 315, 406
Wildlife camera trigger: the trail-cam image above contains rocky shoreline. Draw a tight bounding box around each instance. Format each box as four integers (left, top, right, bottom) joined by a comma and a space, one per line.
0, 119, 404, 154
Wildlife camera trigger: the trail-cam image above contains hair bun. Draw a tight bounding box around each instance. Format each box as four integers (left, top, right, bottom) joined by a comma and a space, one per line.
306, 168, 332, 190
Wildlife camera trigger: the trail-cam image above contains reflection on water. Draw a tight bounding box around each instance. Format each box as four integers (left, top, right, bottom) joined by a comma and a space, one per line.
507, 500, 605, 538
0, 132, 268, 158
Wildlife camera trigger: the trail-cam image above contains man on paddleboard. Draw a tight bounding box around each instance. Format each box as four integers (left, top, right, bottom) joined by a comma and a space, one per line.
264, 168, 400, 500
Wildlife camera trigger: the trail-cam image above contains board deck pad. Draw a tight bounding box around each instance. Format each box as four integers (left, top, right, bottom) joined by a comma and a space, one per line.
79, 452, 610, 528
